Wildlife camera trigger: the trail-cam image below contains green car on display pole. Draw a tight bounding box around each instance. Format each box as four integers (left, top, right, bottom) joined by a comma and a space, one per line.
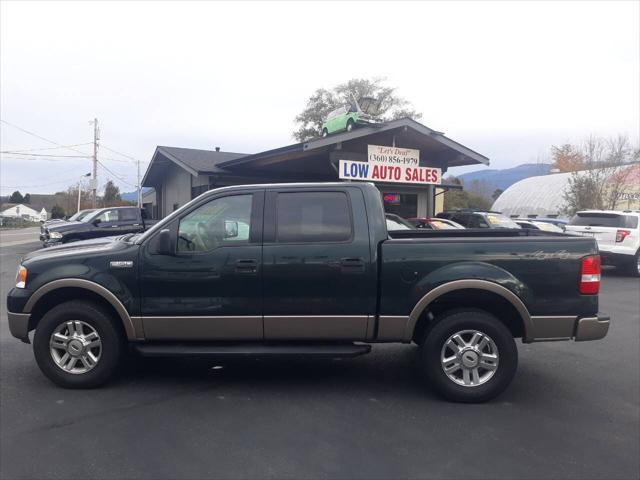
321, 96, 379, 137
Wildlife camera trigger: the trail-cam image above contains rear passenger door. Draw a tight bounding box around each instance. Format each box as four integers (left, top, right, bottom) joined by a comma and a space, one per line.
262, 187, 375, 340
115, 208, 144, 234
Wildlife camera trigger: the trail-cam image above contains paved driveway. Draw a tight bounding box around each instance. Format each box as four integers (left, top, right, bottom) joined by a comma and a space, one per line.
0, 240, 638, 480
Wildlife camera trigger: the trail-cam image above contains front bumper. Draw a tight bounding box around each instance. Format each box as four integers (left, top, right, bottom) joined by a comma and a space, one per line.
8, 311, 31, 344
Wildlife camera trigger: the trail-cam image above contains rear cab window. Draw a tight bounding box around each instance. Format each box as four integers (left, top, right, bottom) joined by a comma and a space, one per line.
275, 191, 353, 243
570, 213, 639, 229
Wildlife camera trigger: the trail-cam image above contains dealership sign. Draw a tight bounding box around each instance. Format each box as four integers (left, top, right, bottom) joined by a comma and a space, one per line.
339, 145, 441, 185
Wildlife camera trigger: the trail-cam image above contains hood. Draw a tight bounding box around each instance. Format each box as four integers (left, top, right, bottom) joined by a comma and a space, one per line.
22, 236, 123, 262
46, 220, 88, 232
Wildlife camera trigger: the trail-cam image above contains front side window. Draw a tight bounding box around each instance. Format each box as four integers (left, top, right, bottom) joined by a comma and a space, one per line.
95, 210, 119, 223
177, 194, 252, 252
276, 192, 352, 243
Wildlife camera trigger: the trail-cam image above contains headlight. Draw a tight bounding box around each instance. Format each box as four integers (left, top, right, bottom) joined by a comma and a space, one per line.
15, 266, 27, 289
49, 231, 63, 239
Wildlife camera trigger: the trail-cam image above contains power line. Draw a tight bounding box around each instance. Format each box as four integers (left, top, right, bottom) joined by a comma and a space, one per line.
0, 155, 89, 162
0, 152, 90, 158
0, 120, 89, 156
97, 160, 137, 187
0, 175, 88, 189
0, 143, 92, 153
100, 144, 139, 162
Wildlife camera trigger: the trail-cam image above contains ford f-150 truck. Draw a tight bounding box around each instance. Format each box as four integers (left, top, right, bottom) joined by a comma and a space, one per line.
7, 183, 609, 402
41, 206, 156, 247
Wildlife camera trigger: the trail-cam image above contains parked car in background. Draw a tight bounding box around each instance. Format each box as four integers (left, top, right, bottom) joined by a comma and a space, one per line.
408, 217, 465, 230
565, 210, 640, 277
437, 210, 521, 229
514, 219, 564, 233
39, 209, 96, 241
385, 213, 415, 231
531, 218, 568, 231
42, 206, 156, 247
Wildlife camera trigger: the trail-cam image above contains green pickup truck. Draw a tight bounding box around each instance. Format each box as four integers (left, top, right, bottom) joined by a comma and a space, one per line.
7, 182, 609, 402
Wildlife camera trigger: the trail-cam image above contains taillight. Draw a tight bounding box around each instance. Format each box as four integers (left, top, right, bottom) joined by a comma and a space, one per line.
579, 255, 601, 295
615, 229, 631, 242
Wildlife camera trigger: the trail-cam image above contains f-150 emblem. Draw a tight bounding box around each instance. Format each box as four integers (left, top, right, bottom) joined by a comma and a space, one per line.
110, 261, 133, 269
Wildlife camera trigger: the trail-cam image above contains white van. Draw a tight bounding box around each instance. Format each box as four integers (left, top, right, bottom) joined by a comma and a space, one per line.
565, 210, 640, 277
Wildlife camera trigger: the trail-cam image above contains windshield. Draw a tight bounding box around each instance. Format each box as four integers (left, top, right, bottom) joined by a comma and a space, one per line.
532, 221, 563, 232
570, 212, 638, 228
485, 213, 521, 229
69, 209, 94, 222
385, 214, 414, 230
430, 219, 461, 230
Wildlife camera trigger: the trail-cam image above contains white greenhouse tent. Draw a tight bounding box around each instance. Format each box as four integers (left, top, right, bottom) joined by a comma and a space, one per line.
491, 171, 574, 218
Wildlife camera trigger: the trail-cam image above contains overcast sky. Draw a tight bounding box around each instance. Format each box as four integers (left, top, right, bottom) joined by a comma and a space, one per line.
1, 0, 638, 195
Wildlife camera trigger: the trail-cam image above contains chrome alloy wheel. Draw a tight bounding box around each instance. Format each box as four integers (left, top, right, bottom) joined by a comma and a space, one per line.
49, 320, 102, 374
440, 330, 499, 387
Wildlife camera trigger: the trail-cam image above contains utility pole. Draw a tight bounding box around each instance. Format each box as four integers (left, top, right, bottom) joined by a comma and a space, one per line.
137, 158, 141, 208
90, 118, 100, 207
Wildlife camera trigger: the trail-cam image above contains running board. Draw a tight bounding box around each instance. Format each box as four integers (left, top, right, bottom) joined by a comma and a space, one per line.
133, 342, 372, 358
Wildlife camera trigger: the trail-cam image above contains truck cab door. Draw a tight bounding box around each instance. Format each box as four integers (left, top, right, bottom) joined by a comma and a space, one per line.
91, 209, 121, 238
139, 190, 264, 340
261, 187, 375, 340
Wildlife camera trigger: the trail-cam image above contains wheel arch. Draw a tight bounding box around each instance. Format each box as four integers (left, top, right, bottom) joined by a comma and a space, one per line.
408, 280, 534, 343
24, 279, 142, 341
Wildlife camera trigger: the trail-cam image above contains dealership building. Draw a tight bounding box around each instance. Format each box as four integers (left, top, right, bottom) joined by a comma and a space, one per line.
141, 118, 489, 219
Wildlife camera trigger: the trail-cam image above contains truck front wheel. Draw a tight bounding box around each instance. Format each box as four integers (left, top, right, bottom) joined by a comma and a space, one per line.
33, 300, 125, 388
420, 309, 517, 403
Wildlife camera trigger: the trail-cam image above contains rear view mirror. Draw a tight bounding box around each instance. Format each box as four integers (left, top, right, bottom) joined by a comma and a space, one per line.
92, 218, 102, 226
156, 229, 174, 255
224, 220, 239, 238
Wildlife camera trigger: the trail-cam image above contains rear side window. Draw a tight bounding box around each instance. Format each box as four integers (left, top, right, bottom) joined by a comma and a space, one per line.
570, 213, 639, 228
119, 208, 139, 222
276, 192, 352, 243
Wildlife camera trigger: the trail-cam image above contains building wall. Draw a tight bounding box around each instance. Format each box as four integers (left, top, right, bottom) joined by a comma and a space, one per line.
161, 163, 192, 217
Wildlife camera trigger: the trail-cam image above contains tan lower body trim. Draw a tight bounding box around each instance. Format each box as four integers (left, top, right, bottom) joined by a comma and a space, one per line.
529, 316, 577, 341
263, 315, 369, 340
142, 316, 262, 340
377, 316, 410, 342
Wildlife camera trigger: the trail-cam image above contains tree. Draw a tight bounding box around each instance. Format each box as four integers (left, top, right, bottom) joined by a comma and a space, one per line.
551, 144, 585, 172
9, 191, 24, 203
561, 135, 638, 216
51, 205, 65, 219
293, 77, 422, 142
492, 189, 504, 201
443, 177, 493, 211
103, 180, 121, 206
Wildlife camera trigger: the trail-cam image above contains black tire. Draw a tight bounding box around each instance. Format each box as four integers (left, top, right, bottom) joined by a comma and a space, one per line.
33, 300, 125, 388
322, 128, 328, 137
346, 119, 354, 132
625, 251, 640, 277
419, 309, 518, 403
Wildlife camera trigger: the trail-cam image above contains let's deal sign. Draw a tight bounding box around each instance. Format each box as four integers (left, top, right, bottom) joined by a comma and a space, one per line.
339, 145, 441, 185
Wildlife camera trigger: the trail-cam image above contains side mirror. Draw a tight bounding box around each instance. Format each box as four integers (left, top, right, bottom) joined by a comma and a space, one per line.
224, 220, 239, 239
92, 218, 102, 226
156, 229, 174, 255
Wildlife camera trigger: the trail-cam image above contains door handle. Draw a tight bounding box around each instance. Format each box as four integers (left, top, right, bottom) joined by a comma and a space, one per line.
340, 257, 365, 273
236, 259, 258, 274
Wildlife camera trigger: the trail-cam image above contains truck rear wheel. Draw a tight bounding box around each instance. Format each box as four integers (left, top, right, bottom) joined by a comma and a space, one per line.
33, 300, 125, 388
420, 309, 517, 403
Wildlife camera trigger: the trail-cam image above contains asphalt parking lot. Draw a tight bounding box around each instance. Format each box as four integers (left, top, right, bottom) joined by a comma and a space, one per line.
0, 235, 638, 480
